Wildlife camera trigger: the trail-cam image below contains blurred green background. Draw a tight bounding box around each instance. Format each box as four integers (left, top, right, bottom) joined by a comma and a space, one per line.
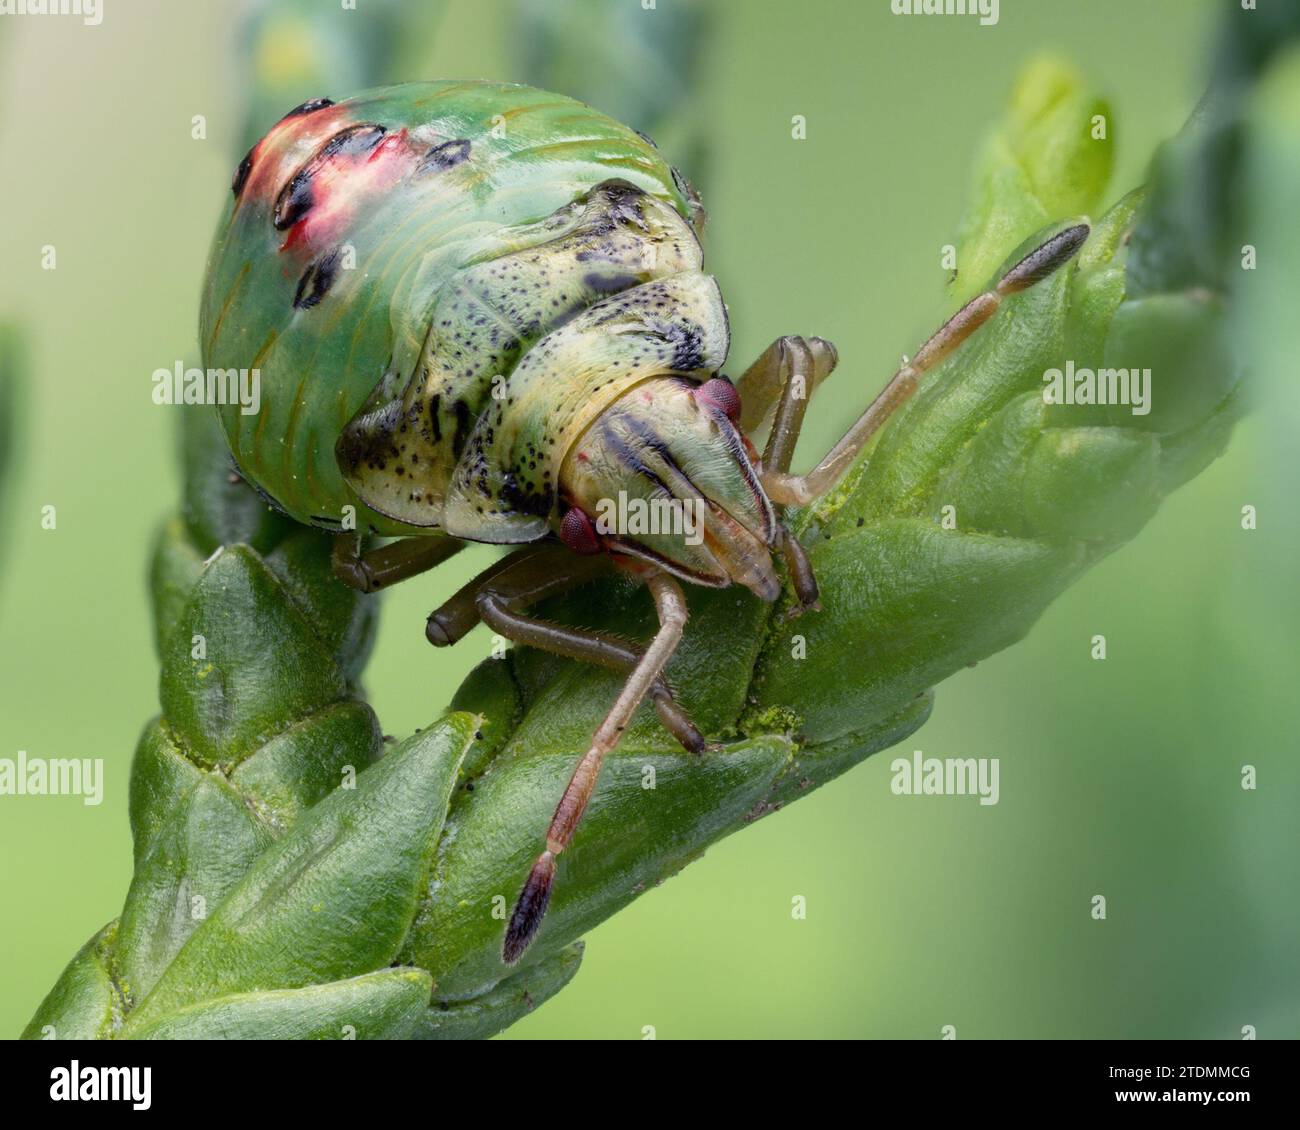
2, 0, 1294, 1039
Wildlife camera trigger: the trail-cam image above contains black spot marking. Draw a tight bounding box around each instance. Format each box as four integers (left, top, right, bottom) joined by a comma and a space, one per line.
599, 179, 645, 204
584, 271, 640, 295
451, 398, 473, 458
417, 138, 471, 174
599, 180, 649, 230
273, 124, 386, 230
292, 248, 341, 310
428, 394, 442, 443
232, 148, 254, 197
279, 97, 335, 123
661, 321, 704, 372
335, 400, 402, 477
503, 480, 551, 518
633, 127, 659, 149
274, 179, 314, 232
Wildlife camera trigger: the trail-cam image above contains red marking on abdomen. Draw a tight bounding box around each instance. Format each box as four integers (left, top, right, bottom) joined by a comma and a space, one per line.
278, 128, 420, 255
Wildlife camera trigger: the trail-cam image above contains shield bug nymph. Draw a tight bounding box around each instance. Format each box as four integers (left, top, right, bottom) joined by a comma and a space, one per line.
201, 81, 1089, 965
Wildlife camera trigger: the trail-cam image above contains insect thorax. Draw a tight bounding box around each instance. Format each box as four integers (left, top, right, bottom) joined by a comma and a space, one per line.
336, 179, 729, 543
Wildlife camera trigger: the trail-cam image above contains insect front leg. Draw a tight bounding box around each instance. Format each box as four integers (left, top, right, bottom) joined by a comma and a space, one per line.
758, 223, 1091, 509
734, 335, 840, 461
504, 569, 690, 964
331, 533, 466, 593
426, 544, 707, 753
732, 335, 840, 611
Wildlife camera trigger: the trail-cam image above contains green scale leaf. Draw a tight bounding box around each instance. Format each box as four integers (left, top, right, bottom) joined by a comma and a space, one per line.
126, 969, 434, 1041
124, 717, 473, 1034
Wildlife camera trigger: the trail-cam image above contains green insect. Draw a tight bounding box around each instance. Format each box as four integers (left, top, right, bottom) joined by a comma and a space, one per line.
201, 80, 1088, 964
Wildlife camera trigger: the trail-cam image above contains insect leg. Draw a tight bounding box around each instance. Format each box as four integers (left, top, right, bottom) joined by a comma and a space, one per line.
424, 545, 562, 644
778, 530, 821, 614
733, 335, 839, 443
760, 222, 1091, 507
427, 544, 706, 753
504, 569, 689, 964
331, 533, 466, 593
733, 336, 839, 611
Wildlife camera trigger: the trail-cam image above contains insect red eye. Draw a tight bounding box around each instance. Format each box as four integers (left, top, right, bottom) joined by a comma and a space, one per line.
695, 377, 742, 422
559, 507, 602, 555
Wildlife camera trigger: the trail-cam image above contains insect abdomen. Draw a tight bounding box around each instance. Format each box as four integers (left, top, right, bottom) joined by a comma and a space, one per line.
201, 81, 700, 533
